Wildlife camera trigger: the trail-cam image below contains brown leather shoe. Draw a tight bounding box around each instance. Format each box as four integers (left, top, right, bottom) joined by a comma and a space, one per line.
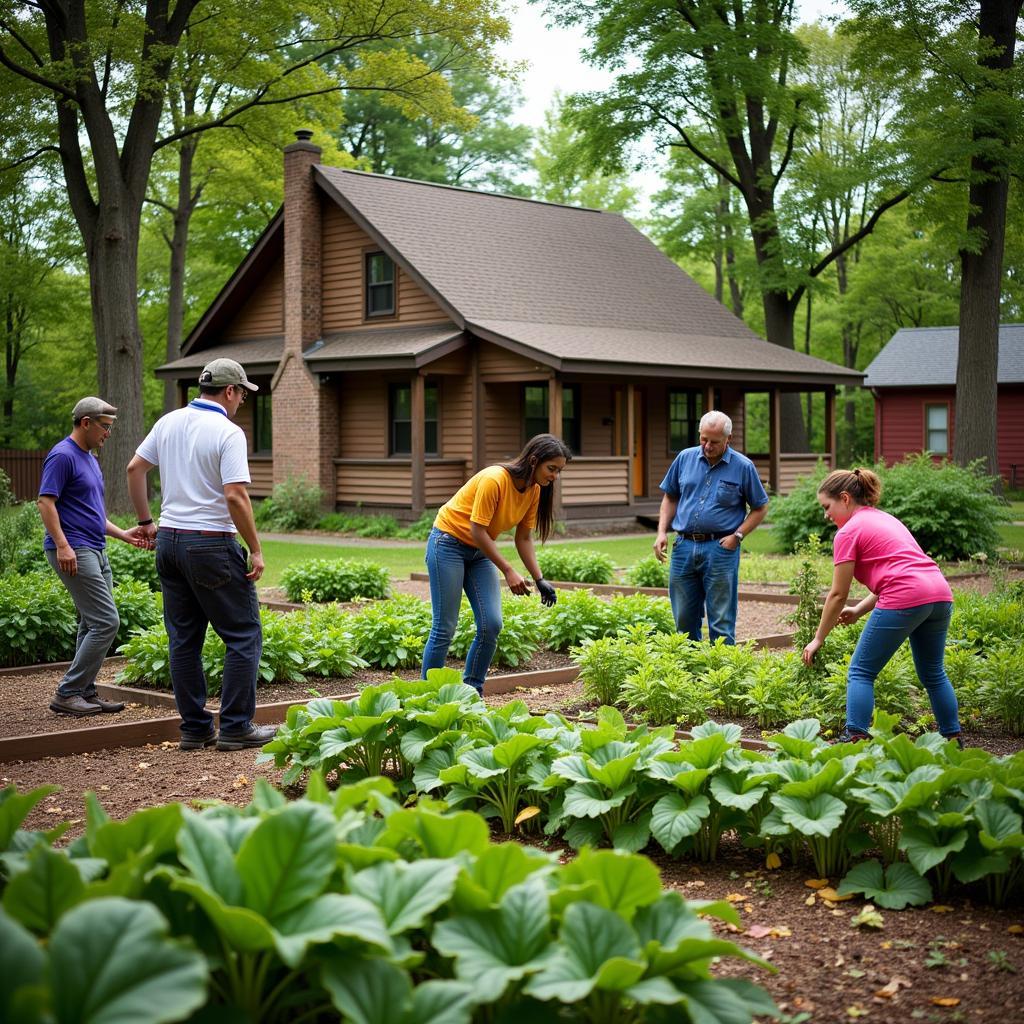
50, 695, 102, 717
85, 695, 125, 713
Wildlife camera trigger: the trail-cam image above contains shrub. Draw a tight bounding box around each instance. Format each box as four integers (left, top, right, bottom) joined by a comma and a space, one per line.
106, 541, 161, 590
0, 503, 46, 575
771, 455, 1010, 560
573, 635, 646, 705
605, 592, 675, 635
0, 467, 14, 508
446, 595, 542, 668
280, 558, 391, 603
623, 554, 668, 588
396, 508, 437, 540
536, 547, 616, 584
0, 570, 77, 665
978, 648, 1024, 735
882, 455, 1009, 560
544, 588, 613, 651
254, 476, 323, 531
112, 580, 162, 646
350, 594, 432, 669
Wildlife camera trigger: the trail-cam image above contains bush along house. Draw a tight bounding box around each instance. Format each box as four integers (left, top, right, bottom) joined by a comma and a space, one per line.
156, 130, 862, 523
863, 324, 1024, 489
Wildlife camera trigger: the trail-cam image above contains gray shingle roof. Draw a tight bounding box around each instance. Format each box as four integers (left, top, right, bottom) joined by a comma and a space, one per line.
305, 325, 465, 369
863, 324, 1024, 387
155, 336, 282, 379
315, 168, 861, 384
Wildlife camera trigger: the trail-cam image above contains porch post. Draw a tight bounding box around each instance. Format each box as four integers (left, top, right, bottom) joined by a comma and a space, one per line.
769, 388, 782, 494
548, 378, 564, 521
411, 374, 425, 513
702, 383, 714, 416
471, 345, 483, 474
177, 381, 189, 408
626, 382, 636, 505
824, 386, 836, 470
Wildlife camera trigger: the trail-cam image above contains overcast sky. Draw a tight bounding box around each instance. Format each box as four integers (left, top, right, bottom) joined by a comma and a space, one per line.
497, 1, 851, 207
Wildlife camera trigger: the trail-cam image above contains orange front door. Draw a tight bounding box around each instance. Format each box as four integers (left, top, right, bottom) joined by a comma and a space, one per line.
632, 388, 646, 497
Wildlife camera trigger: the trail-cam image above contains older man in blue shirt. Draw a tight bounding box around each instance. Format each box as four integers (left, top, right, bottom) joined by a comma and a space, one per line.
654, 411, 768, 644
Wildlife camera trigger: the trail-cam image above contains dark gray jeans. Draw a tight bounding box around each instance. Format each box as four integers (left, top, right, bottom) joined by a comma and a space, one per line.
45, 547, 120, 698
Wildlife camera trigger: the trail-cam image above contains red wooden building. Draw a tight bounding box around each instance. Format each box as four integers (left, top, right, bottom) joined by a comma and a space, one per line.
863, 325, 1024, 488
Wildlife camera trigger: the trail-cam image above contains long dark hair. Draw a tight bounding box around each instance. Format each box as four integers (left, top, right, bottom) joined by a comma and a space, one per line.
503, 433, 572, 542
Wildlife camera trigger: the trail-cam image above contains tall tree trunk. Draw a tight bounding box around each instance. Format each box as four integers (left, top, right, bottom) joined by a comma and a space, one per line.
164, 139, 198, 413
85, 200, 145, 513
761, 289, 809, 451
804, 290, 813, 439
953, 0, 1020, 484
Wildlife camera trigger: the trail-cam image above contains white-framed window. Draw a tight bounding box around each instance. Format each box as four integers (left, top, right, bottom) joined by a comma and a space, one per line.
925, 403, 949, 455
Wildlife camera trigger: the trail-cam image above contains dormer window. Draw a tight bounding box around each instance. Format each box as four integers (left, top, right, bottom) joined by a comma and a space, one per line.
366, 251, 395, 317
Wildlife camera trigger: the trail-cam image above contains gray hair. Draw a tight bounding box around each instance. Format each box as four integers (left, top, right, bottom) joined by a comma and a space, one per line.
699, 410, 732, 437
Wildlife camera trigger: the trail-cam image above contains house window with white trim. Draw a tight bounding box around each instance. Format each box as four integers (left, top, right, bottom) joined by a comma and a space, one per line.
925, 403, 949, 455
366, 252, 395, 317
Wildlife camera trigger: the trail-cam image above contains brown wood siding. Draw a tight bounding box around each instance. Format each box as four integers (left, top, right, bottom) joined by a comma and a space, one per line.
425, 461, 468, 505
248, 457, 273, 497
337, 375, 388, 458
440, 374, 473, 464
321, 204, 446, 330
335, 462, 412, 505
223, 254, 284, 339
562, 457, 630, 506
720, 388, 745, 451
429, 350, 469, 375
578, 381, 613, 457
646, 381, 669, 495
484, 382, 521, 462
997, 385, 1024, 487
479, 341, 551, 379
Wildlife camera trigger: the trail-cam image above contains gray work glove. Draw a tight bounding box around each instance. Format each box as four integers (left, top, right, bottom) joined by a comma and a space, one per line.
535, 577, 557, 607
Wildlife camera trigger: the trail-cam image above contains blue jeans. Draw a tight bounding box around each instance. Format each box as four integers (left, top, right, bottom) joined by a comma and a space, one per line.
668, 536, 740, 644
846, 601, 959, 736
422, 527, 502, 692
156, 530, 262, 738
45, 547, 119, 698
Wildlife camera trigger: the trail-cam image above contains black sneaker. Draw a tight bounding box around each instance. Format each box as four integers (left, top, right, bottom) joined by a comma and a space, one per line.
85, 695, 125, 713
50, 694, 102, 717
216, 724, 278, 752
943, 733, 966, 749
179, 728, 217, 751
831, 727, 870, 745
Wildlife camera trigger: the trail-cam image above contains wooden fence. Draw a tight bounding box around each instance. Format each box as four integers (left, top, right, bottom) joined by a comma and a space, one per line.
0, 449, 46, 500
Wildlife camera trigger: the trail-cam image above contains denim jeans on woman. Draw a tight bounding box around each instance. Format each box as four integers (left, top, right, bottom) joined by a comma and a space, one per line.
421, 527, 502, 692
156, 530, 262, 739
846, 600, 959, 736
668, 535, 741, 644
45, 547, 119, 698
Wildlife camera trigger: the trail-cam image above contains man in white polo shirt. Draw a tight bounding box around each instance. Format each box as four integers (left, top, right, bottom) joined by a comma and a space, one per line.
127, 358, 274, 752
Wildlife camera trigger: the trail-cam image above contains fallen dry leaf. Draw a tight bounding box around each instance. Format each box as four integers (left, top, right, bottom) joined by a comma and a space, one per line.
743, 870, 759, 878
514, 805, 541, 826
874, 977, 911, 999
725, 892, 748, 903
930, 997, 961, 1007
137, 762, 151, 770
930, 904, 955, 913
746, 924, 774, 939
818, 887, 854, 902
852, 905, 884, 929
765, 852, 782, 870
805, 878, 829, 889
231, 774, 249, 790
1007, 924, 1023, 934
99, 785, 110, 791
45, 807, 63, 814
805, 894, 816, 906
846, 1005, 869, 1018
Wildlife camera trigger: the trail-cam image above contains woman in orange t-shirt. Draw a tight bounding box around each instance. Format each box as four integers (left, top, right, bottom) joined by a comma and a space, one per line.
422, 433, 571, 692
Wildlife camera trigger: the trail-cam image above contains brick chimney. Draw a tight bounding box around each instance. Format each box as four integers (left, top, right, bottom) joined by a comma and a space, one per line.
272, 130, 338, 503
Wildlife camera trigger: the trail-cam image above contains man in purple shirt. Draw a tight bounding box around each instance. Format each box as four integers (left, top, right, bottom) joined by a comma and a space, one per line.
38, 397, 151, 716
654, 411, 769, 644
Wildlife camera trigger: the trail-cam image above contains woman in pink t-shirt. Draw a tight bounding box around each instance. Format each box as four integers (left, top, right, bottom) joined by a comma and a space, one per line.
801, 468, 961, 745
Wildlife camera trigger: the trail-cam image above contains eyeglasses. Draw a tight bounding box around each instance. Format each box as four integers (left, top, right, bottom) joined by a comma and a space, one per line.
231, 386, 248, 403
90, 419, 114, 434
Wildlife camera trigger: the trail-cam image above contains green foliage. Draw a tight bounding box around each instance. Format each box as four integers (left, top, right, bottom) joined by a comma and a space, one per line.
771, 457, 1011, 559
623, 554, 668, 588
106, 541, 160, 591
574, 635, 646, 706
0, 570, 76, 666
315, 508, 438, 539
536, 547, 616, 584
0, 778, 777, 1024
544, 588, 613, 650
449, 595, 544, 668
0, 504, 46, 576
882, 457, 1009, 561
280, 557, 391, 603
253, 477, 323, 532
0, 468, 14, 508
349, 595, 433, 669
112, 581, 162, 648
